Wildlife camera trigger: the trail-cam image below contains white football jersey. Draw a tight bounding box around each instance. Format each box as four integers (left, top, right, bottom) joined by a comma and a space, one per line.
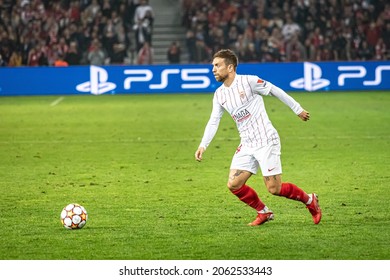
199, 74, 303, 149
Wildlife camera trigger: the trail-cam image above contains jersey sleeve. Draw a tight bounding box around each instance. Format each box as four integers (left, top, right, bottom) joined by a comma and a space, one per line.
249, 75, 273, 96
250, 75, 303, 115
269, 83, 304, 115
199, 93, 224, 149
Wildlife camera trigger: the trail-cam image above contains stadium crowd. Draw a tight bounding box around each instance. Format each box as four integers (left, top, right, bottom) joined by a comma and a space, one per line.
0, 0, 389, 66
181, 0, 390, 63
0, 0, 154, 66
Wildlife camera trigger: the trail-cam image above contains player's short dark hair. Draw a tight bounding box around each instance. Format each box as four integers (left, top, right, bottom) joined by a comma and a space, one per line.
213, 49, 238, 70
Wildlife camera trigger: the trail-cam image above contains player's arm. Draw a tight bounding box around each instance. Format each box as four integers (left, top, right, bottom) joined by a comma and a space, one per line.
252, 76, 308, 120
195, 96, 224, 161
269, 84, 310, 121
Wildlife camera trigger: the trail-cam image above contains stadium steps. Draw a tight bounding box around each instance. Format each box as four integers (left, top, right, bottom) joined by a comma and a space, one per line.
149, 0, 188, 64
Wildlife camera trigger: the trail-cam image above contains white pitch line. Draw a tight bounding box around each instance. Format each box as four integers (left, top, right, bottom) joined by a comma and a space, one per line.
50, 96, 65, 106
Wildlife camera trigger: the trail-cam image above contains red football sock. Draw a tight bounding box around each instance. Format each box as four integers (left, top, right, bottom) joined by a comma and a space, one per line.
231, 184, 265, 211
279, 182, 310, 203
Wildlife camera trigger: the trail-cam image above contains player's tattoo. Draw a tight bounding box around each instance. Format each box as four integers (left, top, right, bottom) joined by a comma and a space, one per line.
230, 170, 244, 180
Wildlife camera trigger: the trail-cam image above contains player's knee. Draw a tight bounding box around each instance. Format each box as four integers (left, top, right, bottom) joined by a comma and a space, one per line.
227, 180, 241, 191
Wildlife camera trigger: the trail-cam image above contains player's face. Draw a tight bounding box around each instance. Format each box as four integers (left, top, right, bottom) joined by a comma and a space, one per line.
212, 57, 230, 82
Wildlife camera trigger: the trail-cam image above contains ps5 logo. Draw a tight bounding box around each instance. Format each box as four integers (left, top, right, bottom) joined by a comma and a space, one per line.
123, 68, 210, 90
76, 66, 116, 95
290, 62, 390, 91
290, 62, 330, 91
76, 66, 211, 95
338, 65, 390, 86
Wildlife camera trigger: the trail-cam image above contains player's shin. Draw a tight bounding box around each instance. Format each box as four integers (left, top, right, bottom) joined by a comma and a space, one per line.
231, 184, 266, 211
279, 182, 310, 204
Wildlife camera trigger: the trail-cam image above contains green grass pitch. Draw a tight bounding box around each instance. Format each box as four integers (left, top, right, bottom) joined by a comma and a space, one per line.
0, 91, 389, 260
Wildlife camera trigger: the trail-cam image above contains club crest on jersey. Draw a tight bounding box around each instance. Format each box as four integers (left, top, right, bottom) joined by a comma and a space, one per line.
232, 109, 251, 122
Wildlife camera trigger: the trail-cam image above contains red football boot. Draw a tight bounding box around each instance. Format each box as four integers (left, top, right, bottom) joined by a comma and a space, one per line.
306, 193, 322, 224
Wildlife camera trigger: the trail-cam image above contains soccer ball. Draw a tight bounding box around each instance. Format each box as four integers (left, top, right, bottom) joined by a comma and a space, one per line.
60, 203, 88, 229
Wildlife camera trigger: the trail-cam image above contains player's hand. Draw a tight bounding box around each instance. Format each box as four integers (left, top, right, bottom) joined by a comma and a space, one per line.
298, 110, 310, 121
195, 147, 205, 161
